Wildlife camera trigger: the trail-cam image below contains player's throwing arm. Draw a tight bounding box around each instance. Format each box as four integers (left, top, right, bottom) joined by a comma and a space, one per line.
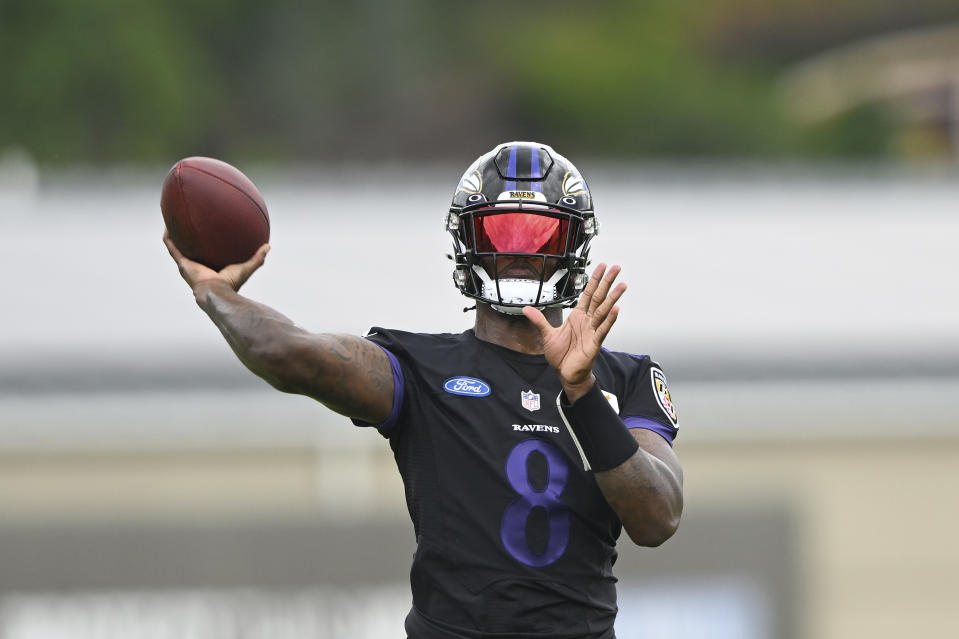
160, 158, 394, 425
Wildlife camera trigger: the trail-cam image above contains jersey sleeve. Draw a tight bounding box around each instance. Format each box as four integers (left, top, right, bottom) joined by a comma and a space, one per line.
619, 357, 680, 446
349, 327, 408, 435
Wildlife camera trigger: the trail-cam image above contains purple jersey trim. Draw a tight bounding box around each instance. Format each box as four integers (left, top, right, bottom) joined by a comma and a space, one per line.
350, 345, 404, 431
623, 416, 676, 447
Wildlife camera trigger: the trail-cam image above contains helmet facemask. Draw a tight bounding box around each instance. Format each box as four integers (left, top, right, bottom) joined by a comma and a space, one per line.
447, 198, 597, 314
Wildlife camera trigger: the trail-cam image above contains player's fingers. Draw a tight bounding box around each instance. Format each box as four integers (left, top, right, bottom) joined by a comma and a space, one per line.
163, 231, 203, 280
588, 264, 621, 315
522, 305, 553, 336
225, 244, 269, 275
576, 263, 606, 312
163, 230, 183, 260
248, 243, 270, 268
248, 243, 270, 274
591, 281, 627, 329
594, 305, 621, 345
164, 234, 211, 288
163, 232, 198, 285
223, 244, 270, 291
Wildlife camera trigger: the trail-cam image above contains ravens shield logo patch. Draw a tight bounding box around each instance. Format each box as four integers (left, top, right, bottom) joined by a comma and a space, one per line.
651, 367, 678, 426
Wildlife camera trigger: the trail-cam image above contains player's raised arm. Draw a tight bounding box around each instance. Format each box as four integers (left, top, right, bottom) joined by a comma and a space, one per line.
164, 232, 394, 424
525, 263, 684, 547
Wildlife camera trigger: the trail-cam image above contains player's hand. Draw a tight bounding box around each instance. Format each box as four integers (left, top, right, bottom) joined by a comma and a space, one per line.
163, 230, 269, 293
523, 263, 626, 402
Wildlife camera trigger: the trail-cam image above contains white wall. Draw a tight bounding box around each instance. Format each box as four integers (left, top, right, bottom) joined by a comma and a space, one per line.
1, 164, 957, 444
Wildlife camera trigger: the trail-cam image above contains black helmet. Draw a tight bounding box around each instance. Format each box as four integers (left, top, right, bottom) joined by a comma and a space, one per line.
446, 141, 598, 314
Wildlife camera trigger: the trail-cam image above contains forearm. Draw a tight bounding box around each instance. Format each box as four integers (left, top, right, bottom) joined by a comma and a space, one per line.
595, 435, 683, 547
192, 280, 393, 422
558, 380, 683, 547
194, 279, 304, 389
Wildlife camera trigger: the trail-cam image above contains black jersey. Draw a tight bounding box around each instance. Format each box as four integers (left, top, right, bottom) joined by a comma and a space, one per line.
353, 328, 678, 639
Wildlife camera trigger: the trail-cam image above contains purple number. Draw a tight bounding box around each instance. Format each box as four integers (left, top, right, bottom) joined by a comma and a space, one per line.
500, 438, 570, 567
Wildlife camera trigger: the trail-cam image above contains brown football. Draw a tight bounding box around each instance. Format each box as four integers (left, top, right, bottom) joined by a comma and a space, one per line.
160, 157, 270, 271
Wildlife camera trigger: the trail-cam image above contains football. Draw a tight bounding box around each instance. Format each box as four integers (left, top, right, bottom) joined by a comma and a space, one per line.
160, 157, 270, 271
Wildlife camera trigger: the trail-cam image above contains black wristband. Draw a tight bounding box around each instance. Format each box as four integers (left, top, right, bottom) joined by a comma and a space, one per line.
557, 383, 639, 472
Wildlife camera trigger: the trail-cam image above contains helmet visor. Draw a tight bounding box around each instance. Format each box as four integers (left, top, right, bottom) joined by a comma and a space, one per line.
472, 212, 575, 255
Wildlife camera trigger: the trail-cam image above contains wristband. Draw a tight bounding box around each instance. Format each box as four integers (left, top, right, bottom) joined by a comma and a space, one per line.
557, 383, 639, 472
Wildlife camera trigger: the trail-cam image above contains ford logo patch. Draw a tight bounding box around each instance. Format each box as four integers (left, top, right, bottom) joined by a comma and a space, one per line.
443, 376, 491, 397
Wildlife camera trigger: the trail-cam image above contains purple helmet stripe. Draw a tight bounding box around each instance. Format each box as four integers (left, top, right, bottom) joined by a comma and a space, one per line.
504, 144, 518, 190
530, 146, 541, 192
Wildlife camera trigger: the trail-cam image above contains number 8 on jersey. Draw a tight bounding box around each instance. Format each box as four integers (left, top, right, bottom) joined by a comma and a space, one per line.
500, 438, 571, 567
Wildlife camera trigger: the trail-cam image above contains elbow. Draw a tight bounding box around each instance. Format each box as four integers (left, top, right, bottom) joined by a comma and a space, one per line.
246, 334, 308, 394
623, 496, 683, 547
626, 514, 681, 547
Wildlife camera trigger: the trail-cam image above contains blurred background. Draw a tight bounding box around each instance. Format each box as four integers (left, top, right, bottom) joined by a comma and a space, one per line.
1, 1, 958, 637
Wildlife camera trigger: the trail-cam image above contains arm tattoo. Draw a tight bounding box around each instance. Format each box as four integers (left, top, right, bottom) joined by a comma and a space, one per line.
307, 336, 393, 420
197, 284, 393, 422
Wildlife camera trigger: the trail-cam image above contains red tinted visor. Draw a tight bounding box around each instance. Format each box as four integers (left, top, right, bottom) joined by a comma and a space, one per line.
472, 212, 576, 255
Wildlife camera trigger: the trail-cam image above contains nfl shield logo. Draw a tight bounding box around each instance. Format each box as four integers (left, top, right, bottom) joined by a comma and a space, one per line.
521, 390, 541, 412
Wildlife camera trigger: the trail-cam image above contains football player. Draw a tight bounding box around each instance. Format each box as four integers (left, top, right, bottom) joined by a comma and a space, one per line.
164, 141, 684, 639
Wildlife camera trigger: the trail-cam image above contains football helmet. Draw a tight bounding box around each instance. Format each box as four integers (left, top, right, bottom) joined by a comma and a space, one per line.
446, 141, 598, 314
